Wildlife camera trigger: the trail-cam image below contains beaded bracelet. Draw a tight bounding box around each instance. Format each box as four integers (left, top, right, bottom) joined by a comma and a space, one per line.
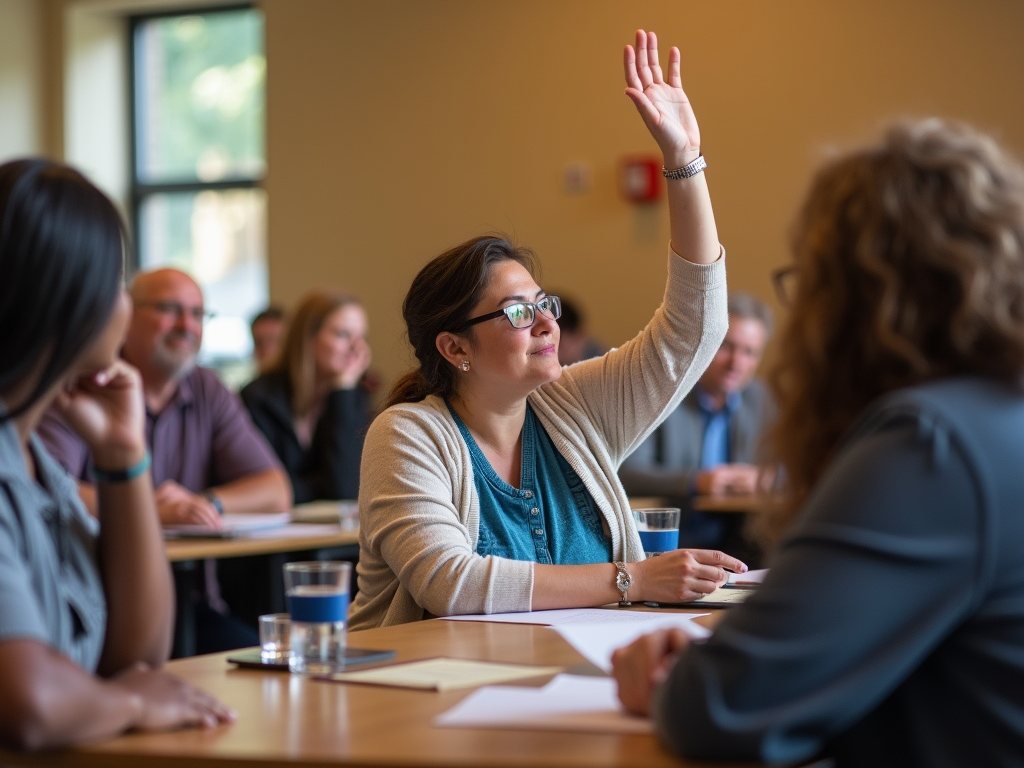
90, 451, 152, 484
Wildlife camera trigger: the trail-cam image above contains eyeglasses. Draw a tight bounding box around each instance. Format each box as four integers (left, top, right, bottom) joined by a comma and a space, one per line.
771, 266, 798, 307
135, 301, 215, 322
458, 295, 562, 331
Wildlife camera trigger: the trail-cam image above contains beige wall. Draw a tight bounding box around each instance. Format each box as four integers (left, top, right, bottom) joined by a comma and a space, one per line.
264, 0, 1024, 389
0, 0, 44, 159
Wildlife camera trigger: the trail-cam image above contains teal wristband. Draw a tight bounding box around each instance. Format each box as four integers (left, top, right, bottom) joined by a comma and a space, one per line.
90, 452, 151, 484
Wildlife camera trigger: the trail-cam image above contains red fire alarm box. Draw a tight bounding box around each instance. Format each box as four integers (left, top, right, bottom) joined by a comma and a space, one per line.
620, 156, 661, 202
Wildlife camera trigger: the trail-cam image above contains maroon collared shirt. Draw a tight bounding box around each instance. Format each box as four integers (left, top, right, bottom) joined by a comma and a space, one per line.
38, 367, 281, 491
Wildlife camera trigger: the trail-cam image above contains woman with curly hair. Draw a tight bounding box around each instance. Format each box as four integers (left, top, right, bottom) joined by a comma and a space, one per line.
612, 120, 1024, 767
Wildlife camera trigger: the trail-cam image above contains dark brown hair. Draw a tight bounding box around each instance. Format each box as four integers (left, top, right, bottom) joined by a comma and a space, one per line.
756, 119, 1024, 548
385, 235, 537, 409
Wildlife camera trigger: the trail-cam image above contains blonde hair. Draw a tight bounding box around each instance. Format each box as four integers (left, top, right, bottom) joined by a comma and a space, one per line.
271, 290, 361, 418
756, 119, 1024, 549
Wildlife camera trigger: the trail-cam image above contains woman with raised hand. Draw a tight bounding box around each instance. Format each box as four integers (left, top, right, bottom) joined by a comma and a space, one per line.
349, 30, 746, 631
0, 159, 234, 750
613, 120, 1024, 766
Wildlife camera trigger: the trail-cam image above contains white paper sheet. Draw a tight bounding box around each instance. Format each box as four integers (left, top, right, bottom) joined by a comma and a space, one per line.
553, 615, 710, 673
441, 606, 707, 626
727, 568, 768, 586
241, 522, 345, 539
435, 673, 652, 734
163, 512, 292, 537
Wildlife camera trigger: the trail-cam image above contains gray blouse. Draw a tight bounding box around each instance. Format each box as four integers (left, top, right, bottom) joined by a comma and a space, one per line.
0, 413, 105, 670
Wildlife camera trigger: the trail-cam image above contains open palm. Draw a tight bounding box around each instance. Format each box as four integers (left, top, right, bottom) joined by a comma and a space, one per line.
623, 30, 700, 164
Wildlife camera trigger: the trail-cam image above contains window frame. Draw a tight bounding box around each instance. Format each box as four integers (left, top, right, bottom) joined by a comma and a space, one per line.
126, 1, 264, 273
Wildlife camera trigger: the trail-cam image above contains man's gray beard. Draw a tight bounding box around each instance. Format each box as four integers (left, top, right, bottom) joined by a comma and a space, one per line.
154, 347, 198, 381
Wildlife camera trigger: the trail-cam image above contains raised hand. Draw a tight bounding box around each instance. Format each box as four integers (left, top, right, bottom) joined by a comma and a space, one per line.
623, 29, 700, 168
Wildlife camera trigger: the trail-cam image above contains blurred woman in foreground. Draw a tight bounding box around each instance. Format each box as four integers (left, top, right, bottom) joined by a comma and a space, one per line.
0, 159, 233, 750
613, 120, 1024, 767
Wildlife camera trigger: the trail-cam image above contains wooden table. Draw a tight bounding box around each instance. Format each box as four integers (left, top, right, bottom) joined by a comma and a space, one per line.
0, 616, 777, 768
164, 526, 359, 563
166, 524, 360, 658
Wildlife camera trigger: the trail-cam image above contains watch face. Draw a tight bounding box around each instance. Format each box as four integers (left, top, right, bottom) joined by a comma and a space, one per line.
616, 570, 631, 591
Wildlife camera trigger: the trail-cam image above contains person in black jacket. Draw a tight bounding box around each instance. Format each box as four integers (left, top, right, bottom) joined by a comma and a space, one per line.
241, 290, 372, 503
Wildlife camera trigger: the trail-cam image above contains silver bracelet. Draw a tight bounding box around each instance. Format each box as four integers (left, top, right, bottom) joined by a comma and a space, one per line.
662, 154, 707, 180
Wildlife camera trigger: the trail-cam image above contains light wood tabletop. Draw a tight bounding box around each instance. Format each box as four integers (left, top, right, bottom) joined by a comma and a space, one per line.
164, 524, 359, 562
0, 615, 776, 768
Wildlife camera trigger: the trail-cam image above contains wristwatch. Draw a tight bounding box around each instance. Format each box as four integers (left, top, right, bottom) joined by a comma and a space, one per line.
202, 491, 224, 515
614, 561, 632, 607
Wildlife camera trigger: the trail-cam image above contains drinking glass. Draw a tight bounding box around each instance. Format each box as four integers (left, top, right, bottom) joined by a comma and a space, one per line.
632, 508, 681, 556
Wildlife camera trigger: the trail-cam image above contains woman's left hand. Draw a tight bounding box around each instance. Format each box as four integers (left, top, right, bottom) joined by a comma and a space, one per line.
623, 29, 700, 168
612, 627, 690, 716
52, 360, 147, 469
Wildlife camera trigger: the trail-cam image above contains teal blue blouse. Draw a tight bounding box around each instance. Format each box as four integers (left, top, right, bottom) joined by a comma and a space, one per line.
447, 402, 611, 565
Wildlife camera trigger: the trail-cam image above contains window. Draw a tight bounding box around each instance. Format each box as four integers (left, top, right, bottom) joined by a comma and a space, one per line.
129, 4, 266, 375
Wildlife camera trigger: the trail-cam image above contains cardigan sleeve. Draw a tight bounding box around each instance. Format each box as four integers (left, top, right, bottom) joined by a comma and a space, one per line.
536, 246, 728, 470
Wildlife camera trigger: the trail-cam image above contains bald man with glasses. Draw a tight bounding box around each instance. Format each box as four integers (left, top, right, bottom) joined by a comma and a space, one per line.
39, 268, 292, 654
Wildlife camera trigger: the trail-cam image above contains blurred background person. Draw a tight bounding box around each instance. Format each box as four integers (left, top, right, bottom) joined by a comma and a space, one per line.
241, 290, 372, 503
555, 294, 607, 366
619, 291, 773, 555
250, 305, 285, 375
0, 158, 233, 750
613, 119, 1024, 767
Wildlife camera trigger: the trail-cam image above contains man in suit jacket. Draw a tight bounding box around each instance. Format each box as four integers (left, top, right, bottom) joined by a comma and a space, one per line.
620, 292, 772, 550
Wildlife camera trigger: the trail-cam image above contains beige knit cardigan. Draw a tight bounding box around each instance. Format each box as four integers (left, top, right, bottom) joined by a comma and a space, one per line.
349, 247, 728, 630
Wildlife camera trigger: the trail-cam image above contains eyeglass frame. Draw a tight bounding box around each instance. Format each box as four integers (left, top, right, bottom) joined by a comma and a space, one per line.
134, 300, 216, 322
771, 266, 798, 307
455, 295, 562, 332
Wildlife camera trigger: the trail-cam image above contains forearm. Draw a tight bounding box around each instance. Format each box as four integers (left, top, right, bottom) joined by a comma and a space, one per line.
94, 457, 173, 673
665, 165, 720, 266
212, 468, 292, 514
532, 562, 622, 611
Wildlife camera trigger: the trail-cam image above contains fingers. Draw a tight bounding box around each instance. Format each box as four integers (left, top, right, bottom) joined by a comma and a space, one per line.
157, 499, 223, 528
612, 629, 678, 716
185, 685, 237, 728
623, 44, 642, 94
667, 44, 682, 89
687, 548, 749, 577
634, 29, 653, 89
647, 30, 664, 84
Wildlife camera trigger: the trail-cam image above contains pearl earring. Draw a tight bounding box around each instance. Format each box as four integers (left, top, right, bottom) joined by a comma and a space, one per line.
460, 359, 471, 372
